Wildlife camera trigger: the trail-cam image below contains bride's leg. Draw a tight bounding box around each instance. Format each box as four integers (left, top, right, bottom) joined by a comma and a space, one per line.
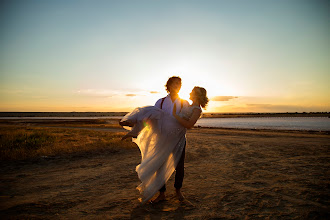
119, 120, 134, 127
121, 133, 137, 141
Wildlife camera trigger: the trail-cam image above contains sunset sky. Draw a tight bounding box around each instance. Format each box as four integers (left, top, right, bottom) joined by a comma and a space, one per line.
1, 0, 329, 112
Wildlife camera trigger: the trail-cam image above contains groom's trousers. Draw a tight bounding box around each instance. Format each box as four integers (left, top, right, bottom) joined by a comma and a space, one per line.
159, 142, 186, 192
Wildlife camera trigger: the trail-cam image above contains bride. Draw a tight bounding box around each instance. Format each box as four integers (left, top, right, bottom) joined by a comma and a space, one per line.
120, 86, 209, 204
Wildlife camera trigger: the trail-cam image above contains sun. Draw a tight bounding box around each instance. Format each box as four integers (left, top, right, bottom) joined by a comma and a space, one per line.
177, 74, 212, 103
178, 86, 192, 103
177, 75, 198, 103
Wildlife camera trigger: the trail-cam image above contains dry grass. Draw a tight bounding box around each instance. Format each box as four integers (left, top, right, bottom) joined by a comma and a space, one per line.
0, 125, 134, 160
0, 119, 122, 128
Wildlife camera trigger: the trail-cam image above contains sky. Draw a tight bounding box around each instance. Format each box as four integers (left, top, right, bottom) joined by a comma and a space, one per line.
0, 0, 329, 113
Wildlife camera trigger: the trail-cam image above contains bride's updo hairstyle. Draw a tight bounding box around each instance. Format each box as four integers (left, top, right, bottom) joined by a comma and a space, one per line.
193, 86, 209, 109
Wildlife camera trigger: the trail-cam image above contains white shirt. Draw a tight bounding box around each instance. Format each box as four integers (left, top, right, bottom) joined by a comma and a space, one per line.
155, 94, 189, 115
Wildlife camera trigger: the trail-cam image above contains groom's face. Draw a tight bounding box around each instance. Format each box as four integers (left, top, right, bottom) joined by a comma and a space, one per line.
169, 79, 181, 94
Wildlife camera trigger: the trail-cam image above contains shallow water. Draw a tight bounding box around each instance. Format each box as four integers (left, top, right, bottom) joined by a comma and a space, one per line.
196, 117, 330, 131
1, 116, 329, 131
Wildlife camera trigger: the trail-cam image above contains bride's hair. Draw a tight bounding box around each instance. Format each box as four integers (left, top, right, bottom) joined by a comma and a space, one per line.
193, 86, 209, 109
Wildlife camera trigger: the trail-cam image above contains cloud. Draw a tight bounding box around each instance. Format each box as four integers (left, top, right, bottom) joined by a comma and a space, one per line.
76, 89, 114, 97
76, 89, 154, 98
245, 104, 307, 112
246, 104, 272, 108
1, 89, 26, 95
213, 103, 309, 113
211, 96, 238, 101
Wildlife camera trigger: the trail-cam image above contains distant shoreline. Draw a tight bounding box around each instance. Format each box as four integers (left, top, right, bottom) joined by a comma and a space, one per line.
0, 112, 329, 118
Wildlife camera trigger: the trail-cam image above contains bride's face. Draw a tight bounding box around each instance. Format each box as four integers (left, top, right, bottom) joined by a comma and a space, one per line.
189, 90, 197, 102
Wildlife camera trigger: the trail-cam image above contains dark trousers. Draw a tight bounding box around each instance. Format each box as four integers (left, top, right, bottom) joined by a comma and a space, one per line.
159, 143, 186, 192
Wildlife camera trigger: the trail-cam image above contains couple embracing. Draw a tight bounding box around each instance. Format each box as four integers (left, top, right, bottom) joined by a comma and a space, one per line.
120, 76, 208, 204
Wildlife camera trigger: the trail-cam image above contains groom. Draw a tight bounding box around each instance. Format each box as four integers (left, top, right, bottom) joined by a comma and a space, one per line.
153, 76, 189, 203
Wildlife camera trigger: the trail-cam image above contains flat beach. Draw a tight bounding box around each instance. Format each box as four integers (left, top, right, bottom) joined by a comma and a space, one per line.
0, 120, 329, 219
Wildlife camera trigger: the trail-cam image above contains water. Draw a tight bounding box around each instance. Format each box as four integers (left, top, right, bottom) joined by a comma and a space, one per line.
1, 116, 329, 131
195, 117, 330, 131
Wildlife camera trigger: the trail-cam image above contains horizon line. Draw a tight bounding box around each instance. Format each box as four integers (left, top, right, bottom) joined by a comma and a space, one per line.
0, 111, 329, 114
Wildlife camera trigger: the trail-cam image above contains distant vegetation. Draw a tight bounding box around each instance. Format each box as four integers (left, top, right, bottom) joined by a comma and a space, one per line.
0, 126, 135, 160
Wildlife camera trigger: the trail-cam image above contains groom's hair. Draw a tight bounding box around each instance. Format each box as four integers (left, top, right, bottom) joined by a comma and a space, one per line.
165, 76, 181, 93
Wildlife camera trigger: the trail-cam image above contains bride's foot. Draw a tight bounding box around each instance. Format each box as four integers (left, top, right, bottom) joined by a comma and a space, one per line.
176, 189, 185, 201
119, 120, 134, 127
151, 192, 166, 204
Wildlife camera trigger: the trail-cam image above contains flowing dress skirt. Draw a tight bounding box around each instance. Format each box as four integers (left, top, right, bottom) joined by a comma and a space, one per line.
120, 106, 186, 203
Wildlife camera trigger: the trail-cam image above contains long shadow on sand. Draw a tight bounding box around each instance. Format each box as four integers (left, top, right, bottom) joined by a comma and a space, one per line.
130, 199, 196, 219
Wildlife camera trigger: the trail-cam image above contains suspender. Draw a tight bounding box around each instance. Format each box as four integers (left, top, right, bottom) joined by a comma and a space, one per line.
160, 97, 183, 111
160, 97, 166, 109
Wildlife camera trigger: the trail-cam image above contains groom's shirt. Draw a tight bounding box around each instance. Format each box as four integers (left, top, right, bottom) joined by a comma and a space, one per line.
155, 94, 189, 116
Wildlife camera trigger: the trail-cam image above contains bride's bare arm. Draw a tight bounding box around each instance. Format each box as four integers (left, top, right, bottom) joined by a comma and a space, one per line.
173, 104, 201, 129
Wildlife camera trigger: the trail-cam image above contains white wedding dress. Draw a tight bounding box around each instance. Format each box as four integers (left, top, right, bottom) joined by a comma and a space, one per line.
120, 105, 201, 203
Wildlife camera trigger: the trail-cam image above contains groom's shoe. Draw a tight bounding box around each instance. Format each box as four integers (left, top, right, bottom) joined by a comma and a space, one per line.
176, 189, 185, 201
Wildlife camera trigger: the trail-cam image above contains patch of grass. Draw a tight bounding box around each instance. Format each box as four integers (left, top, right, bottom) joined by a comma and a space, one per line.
1, 130, 55, 151
0, 126, 135, 160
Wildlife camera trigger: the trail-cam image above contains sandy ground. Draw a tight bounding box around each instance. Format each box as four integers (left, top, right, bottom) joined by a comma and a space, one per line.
0, 127, 329, 219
